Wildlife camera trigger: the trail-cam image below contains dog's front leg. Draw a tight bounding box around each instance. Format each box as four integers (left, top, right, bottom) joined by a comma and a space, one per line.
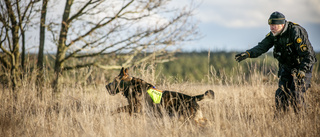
111, 105, 132, 115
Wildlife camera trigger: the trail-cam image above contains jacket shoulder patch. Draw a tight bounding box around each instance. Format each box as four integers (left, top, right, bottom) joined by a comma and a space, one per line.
300, 44, 308, 52
266, 32, 271, 37
292, 22, 299, 25
296, 38, 302, 44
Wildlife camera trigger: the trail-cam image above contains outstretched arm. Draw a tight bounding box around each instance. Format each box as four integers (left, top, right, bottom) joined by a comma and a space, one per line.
246, 32, 274, 58
235, 32, 274, 62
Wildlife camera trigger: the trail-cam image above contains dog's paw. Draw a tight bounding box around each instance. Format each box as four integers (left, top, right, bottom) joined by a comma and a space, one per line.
194, 117, 208, 127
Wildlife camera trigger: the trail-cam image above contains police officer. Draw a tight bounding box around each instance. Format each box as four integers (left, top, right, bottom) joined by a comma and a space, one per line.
235, 11, 317, 113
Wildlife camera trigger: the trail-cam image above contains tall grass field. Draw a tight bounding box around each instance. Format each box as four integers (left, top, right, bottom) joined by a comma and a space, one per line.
0, 53, 319, 137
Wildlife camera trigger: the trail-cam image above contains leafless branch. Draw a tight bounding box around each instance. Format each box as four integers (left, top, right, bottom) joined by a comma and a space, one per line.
63, 62, 96, 71
66, 0, 134, 49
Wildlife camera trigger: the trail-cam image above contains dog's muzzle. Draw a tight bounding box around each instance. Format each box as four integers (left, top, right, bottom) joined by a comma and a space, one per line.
106, 83, 116, 95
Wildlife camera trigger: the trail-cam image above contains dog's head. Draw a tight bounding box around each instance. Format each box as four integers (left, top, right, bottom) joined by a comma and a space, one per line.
106, 67, 132, 95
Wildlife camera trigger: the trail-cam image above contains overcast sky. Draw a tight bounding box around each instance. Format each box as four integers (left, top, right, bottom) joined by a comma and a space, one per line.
176, 0, 320, 52
25, 0, 320, 53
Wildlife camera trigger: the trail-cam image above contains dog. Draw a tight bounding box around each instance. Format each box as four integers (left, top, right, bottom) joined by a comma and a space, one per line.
106, 67, 214, 124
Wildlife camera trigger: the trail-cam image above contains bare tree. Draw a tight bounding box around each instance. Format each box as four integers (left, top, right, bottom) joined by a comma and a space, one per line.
46, 0, 199, 93
18, 1, 38, 71
0, 0, 39, 97
37, 0, 49, 99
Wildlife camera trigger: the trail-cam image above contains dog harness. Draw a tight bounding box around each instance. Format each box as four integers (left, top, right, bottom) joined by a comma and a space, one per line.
147, 87, 163, 104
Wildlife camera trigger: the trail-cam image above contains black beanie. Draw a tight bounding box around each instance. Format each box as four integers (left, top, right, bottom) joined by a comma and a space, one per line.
268, 11, 286, 25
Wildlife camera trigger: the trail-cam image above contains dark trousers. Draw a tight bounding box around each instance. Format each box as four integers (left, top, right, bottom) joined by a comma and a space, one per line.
275, 66, 312, 113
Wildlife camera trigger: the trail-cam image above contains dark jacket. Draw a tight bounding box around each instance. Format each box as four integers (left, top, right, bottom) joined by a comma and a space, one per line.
246, 21, 317, 73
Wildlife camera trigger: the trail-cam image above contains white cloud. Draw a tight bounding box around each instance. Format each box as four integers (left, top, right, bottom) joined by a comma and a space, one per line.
191, 0, 320, 28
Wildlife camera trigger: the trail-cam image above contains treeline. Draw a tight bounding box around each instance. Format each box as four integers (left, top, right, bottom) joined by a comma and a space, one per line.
1, 51, 319, 86
155, 51, 320, 82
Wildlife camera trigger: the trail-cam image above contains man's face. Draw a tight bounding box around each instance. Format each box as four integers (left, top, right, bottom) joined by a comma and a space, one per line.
269, 24, 285, 36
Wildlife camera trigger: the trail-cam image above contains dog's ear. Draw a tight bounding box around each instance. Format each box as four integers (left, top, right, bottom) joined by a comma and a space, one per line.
119, 67, 125, 76
124, 68, 129, 75
118, 67, 129, 78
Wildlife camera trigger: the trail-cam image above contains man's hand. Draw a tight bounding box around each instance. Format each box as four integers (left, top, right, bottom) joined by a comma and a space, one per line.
297, 70, 306, 79
235, 52, 249, 62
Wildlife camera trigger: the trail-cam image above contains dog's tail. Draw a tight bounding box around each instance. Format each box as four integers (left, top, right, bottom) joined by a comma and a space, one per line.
194, 90, 215, 101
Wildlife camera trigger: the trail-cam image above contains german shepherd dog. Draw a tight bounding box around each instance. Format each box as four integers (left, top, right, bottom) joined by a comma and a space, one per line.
106, 68, 214, 124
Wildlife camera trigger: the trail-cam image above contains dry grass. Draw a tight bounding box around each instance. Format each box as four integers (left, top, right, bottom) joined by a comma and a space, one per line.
1, 67, 320, 137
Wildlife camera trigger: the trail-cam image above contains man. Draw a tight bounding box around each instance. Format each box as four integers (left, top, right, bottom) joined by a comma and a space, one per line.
235, 11, 317, 113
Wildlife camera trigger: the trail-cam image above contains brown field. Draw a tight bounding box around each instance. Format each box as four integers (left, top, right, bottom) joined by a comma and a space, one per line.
1, 67, 320, 137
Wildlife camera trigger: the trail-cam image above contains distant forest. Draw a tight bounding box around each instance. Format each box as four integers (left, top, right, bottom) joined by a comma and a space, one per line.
155, 52, 320, 82
2, 51, 318, 84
